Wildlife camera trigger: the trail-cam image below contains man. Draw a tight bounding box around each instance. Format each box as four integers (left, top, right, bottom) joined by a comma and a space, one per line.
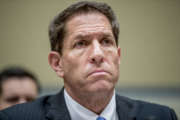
0, 1, 177, 120
0, 66, 41, 110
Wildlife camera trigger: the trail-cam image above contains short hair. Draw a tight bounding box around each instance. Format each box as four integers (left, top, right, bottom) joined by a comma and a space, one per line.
49, 1, 119, 54
0, 66, 41, 95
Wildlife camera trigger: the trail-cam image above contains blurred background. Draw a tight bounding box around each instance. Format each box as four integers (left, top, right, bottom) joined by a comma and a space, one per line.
0, 0, 179, 117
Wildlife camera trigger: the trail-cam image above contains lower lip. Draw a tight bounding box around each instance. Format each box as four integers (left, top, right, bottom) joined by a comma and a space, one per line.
90, 71, 108, 76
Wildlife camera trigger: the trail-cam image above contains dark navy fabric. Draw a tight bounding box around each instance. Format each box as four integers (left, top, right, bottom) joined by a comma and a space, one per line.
0, 89, 177, 120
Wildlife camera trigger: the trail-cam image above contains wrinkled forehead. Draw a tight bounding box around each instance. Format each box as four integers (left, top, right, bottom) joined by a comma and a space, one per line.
64, 11, 113, 35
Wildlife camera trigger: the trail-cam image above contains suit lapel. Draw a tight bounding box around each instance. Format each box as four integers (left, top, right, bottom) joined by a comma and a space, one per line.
45, 89, 138, 120
116, 94, 138, 120
45, 88, 71, 120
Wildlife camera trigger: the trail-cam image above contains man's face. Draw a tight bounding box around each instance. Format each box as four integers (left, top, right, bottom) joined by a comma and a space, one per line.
0, 77, 38, 110
57, 12, 120, 97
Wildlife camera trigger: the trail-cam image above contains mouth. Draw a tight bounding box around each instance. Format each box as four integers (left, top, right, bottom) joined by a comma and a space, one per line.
87, 69, 111, 77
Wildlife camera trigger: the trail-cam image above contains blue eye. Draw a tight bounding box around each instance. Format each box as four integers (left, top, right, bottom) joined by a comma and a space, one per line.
74, 40, 87, 48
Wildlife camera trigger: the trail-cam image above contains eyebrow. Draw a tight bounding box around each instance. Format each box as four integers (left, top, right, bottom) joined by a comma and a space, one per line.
74, 32, 114, 40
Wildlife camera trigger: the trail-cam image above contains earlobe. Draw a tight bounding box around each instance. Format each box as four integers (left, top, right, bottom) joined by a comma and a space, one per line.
48, 51, 64, 77
117, 47, 121, 64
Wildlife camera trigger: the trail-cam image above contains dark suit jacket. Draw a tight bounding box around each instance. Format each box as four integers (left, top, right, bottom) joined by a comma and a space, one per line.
0, 89, 177, 120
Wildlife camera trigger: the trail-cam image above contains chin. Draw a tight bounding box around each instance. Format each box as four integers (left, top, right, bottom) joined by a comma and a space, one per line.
89, 80, 114, 93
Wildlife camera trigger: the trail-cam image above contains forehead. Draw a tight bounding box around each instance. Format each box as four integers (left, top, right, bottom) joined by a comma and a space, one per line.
64, 12, 113, 38
1, 77, 37, 96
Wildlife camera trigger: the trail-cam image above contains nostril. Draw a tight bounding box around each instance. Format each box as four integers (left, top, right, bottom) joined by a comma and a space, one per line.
90, 55, 104, 65
92, 58, 96, 62
90, 58, 96, 64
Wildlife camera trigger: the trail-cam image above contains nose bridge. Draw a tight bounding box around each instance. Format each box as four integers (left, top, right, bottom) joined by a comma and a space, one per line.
89, 39, 104, 64
92, 40, 103, 55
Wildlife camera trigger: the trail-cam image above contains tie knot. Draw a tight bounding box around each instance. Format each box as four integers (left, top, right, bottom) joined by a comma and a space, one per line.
96, 116, 106, 120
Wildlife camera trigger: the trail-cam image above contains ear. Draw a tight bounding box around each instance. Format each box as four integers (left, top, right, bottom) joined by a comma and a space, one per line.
48, 51, 64, 78
117, 47, 121, 65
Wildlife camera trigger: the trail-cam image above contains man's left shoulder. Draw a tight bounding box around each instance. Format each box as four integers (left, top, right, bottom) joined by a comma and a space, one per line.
115, 94, 178, 120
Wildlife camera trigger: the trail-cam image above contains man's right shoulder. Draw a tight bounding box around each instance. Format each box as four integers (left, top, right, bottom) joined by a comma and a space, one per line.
0, 95, 51, 120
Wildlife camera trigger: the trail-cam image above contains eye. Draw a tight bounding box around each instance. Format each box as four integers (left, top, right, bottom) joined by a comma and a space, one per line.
74, 40, 88, 48
6, 96, 19, 103
26, 97, 35, 102
101, 38, 113, 46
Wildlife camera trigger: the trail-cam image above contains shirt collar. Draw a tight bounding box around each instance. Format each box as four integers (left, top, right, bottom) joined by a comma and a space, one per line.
64, 89, 118, 120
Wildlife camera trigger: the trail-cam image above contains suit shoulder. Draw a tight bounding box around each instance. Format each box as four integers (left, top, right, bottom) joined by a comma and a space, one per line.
135, 99, 178, 120
0, 95, 51, 120
116, 94, 178, 120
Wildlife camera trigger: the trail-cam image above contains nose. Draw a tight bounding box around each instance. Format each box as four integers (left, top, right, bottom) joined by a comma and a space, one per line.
89, 40, 104, 65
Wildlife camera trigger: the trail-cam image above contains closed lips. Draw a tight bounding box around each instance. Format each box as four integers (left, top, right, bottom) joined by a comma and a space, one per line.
88, 70, 111, 76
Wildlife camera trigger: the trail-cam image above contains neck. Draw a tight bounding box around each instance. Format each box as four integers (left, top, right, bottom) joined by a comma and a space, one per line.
65, 87, 114, 114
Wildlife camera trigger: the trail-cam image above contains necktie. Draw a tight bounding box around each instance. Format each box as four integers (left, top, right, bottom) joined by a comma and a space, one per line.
96, 116, 106, 120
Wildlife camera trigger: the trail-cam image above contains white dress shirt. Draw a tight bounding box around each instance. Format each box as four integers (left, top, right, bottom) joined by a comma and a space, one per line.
64, 89, 119, 120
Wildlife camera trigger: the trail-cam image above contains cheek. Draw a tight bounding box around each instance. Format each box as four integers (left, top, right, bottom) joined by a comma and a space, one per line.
112, 56, 119, 73
62, 53, 85, 76
106, 49, 119, 65
106, 51, 120, 76
114, 55, 120, 66
63, 58, 76, 73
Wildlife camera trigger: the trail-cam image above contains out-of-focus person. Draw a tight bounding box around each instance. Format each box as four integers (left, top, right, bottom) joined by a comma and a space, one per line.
0, 66, 41, 110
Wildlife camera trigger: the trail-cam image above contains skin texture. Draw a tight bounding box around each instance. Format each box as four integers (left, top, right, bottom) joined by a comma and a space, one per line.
0, 77, 38, 110
48, 12, 120, 114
